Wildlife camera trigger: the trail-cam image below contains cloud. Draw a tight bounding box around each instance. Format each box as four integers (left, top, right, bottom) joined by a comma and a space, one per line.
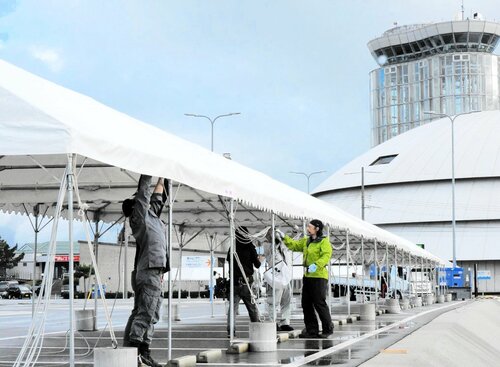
30, 47, 64, 72
0, 0, 17, 18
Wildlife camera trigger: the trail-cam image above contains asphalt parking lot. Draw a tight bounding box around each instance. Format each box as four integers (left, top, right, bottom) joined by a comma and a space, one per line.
0, 296, 466, 366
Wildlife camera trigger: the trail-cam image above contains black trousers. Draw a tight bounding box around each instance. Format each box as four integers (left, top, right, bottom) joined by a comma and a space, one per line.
301, 277, 333, 334
227, 278, 260, 334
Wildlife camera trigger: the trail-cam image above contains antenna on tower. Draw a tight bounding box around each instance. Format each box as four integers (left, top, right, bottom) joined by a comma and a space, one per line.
461, 0, 465, 20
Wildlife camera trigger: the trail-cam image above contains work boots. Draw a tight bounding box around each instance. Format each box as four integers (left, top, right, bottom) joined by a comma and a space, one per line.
138, 351, 162, 367
134, 343, 162, 367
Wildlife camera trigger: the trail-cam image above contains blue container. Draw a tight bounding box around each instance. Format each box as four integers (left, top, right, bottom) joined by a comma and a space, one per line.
444, 267, 464, 287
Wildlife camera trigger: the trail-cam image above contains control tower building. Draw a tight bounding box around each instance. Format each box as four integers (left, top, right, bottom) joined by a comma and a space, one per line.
369, 15, 500, 145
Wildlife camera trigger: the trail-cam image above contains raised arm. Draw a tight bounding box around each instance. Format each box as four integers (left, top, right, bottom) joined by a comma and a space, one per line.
150, 177, 167, 217
132, 175, 152, 220
283, 235, 307, 252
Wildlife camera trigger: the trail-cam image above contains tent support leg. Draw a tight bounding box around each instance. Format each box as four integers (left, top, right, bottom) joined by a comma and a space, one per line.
361, 236, 365, 304
167, 179, 174, 362
67, 154, 76, 367
374, 240, 378, 309
271, 212, 276, 322
346, 230, 350, 317
123, 220, 129, 299
229, 199, 235, 342
327, 225, 332, 313
209, 235, 215, 318
31, 205, 39, 317
93, 215, 100, 330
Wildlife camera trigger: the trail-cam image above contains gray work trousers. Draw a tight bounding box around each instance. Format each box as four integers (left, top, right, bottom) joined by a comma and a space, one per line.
123, 268, 162, 346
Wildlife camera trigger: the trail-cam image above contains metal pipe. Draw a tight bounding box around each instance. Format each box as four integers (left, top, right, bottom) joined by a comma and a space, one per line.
346, 230, 350, 317
67, 154, 75, 367
93, 217, 99, 330
408, 253, 412, 298
421, 256, 424, 298
271, 213, 276, 322
385, 243, 389, 299
361, 166, 365, 220
167, 180, 174, 361
209, 236, 215, 318
394, 246, 398, 298
177, 246, 182, 306
123, 220, 129, 299
361, 236, 365, 303
31, 205, 39, 317
327, 225, 332, 312
374, 240, 378, 309
229, 199, 235, 342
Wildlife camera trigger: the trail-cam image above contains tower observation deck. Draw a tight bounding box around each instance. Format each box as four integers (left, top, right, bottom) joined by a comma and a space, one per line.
368, 17, 500, 146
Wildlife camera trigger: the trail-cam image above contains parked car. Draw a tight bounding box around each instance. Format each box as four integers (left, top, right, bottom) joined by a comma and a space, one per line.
0, 283, 9, 298
3, 284, 32, 299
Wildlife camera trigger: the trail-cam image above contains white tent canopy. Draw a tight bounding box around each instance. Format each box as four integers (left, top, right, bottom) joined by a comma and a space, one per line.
0, 59, 442, 263
0, 59, 450, 367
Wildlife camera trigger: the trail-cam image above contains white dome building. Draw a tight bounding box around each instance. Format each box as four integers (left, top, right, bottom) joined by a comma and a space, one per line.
314, 110, 500, 293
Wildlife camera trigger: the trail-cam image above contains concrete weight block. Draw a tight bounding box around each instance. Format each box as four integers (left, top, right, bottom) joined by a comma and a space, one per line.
94, 347, 136, 367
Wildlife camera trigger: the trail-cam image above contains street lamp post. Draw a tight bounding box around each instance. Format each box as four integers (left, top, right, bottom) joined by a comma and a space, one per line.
424, 110, 478, 268
184, 113, 241, 152
290, 170, 326, 194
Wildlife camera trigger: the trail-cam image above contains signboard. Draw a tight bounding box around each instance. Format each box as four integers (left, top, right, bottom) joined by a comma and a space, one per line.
477, 270, 491, 280
54, 255, 80, 262
182, 256, 211, 268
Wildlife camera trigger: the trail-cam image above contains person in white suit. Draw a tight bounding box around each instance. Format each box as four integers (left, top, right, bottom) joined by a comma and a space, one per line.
263, 229, 294, 331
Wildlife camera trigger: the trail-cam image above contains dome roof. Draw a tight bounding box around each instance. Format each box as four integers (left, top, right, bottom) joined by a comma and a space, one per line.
314, 110, 500, 194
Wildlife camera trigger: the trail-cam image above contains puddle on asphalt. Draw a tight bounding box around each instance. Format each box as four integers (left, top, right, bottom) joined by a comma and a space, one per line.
279, 347, 361, 365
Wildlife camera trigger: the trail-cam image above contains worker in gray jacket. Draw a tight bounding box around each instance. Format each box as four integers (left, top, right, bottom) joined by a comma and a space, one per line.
122, 174, 169, 367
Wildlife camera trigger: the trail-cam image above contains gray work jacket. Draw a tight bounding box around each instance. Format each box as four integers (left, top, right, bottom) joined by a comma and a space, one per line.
130, 175, 168, 271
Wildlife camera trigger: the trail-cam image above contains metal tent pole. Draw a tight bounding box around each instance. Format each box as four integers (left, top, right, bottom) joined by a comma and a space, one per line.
67, 154, 75, 367
271, 213, 276, 322
209, 235, 215, 318
408, 253, 412, 297
338, 247, 341, 302
229, 199, 235, 342
400, 250, 404, 298
385, 243, 389, 299
361, 236, 365, 304
421, 256, 424, 298
167, 180, 174, 361
123, 220, 129, 299
346, 230, 350, 317
31, 204, 39, 317
93, 215, 100, 330
374, 240, 378, 309
394, 247, 398, 298
177, 245, 183, 311
327, 225, 332, 312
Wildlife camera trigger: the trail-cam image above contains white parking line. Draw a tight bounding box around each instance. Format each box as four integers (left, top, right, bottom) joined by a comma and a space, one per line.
286, 302, 465, 367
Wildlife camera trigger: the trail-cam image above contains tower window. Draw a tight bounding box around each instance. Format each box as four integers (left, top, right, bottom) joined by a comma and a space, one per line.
370, 154, 398, 166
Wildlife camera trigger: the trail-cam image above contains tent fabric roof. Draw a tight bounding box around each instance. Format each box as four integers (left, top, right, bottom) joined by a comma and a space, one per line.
0, 59, 443, 263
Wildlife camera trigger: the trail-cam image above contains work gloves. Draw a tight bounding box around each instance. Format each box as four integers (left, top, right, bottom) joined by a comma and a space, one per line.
275, 229, 285, 240
308, 263, 318, 273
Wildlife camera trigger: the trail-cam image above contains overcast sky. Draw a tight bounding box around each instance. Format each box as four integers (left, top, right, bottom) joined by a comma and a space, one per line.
0, 0, 499, 246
